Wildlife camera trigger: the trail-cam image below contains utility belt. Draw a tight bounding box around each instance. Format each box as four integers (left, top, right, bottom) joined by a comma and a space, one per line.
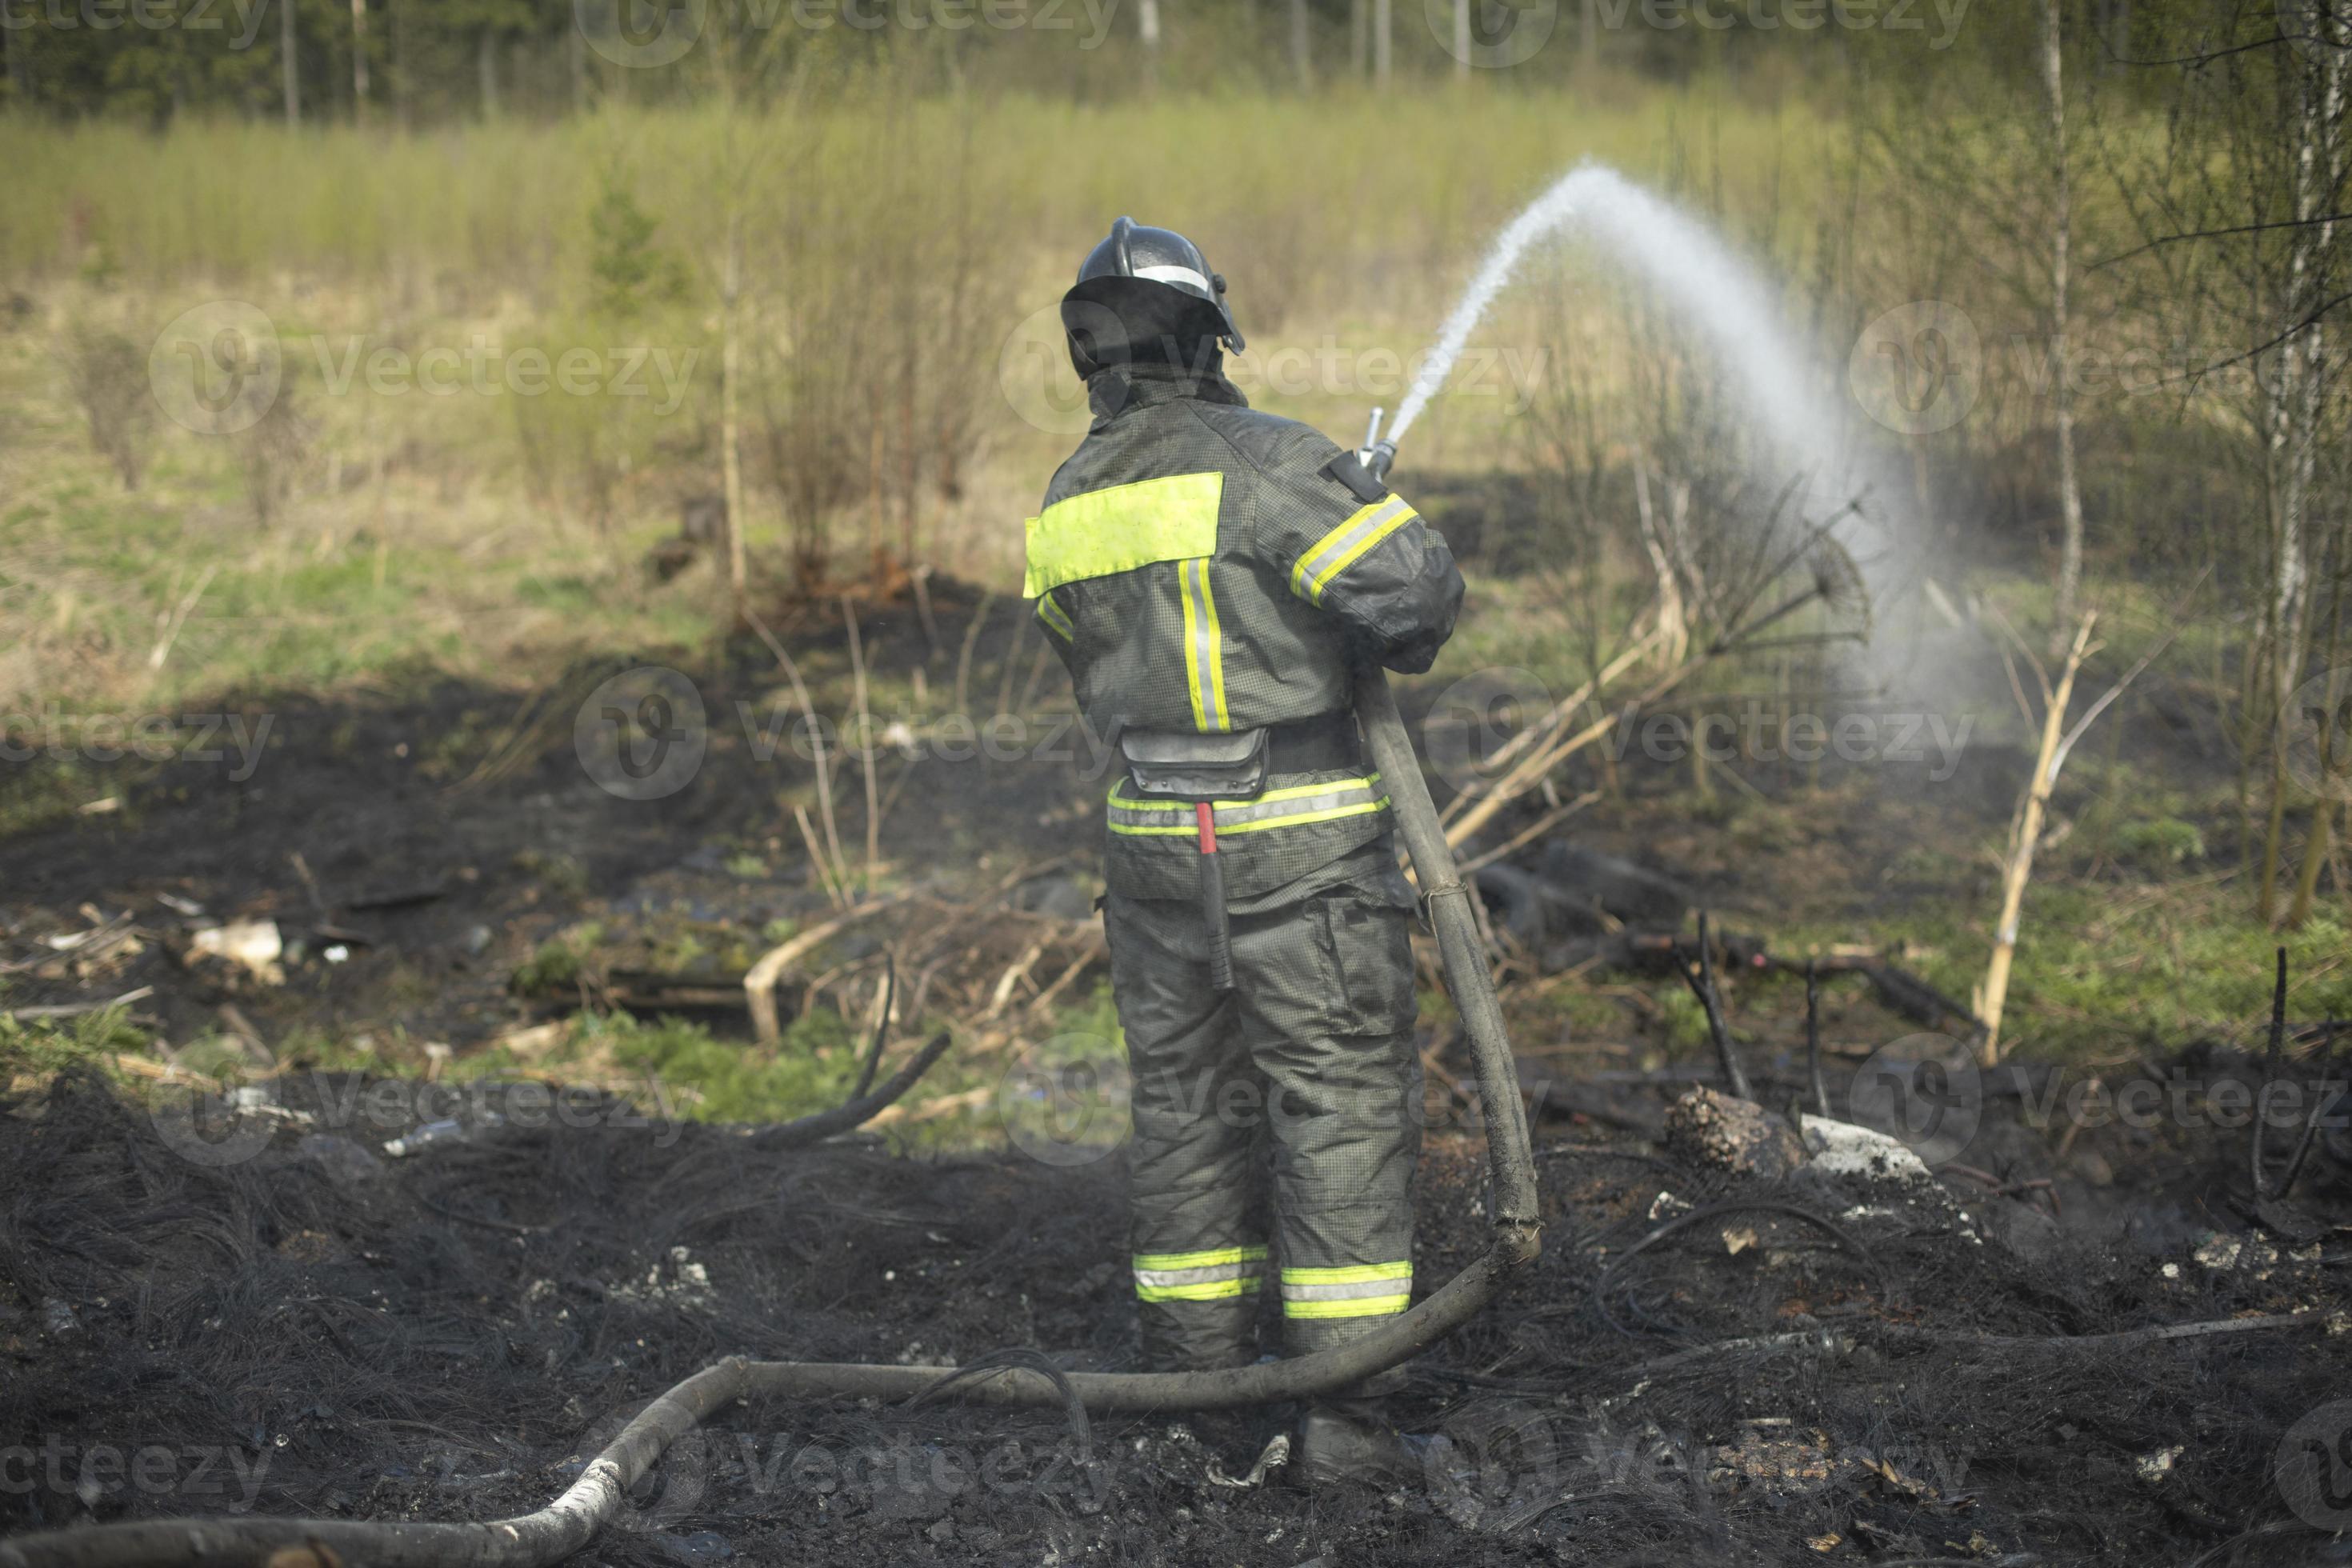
1115, 713, 1366, 990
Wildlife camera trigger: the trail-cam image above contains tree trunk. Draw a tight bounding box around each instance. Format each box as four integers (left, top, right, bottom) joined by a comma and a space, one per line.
1350, 0, 1366, 78
1581, 0, 1597, 68
2259, 35, 2346, 921
281, 0, 299, 126
1979, 618, 2094, 1063
5, 2, 28, 103
2287, 498, 2349, 932
1137, 0, 1160, 85
1373, 0, 1390, 86
1452, 0, 1470, 77
570, 19, 587, 113
348, 0, 368, 126
722, 214, 748, 610
1289, 0, 1312, 90
478, 28, 498, 118
2041, 0, 2085, 649
389, 0, 407, 126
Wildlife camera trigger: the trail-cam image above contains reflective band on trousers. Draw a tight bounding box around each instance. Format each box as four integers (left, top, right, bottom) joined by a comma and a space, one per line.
1290, 495, 1417, 605
1178, 556, 1230, 733
1279, 1261, 1412, 1319
1133, 1244, 1266, 1302
1106, 774, 1388, 838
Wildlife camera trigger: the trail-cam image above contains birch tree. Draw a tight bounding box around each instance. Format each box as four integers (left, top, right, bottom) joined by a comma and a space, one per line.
2042, 0, 2085, 641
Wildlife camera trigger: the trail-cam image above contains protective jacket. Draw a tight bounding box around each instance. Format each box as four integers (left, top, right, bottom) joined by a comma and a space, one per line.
1030, 359, 1464, 1371
1027, 361, 1465, 905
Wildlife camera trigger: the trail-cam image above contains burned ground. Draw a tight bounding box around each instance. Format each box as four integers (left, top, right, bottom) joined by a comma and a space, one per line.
2, 1058, 2346, 1568
0, 567, 2059, 1062
4, 574, 2350, 1566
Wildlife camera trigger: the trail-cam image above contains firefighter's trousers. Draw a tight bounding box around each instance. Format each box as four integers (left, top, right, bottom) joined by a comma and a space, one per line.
1103, 849, 1423, 1370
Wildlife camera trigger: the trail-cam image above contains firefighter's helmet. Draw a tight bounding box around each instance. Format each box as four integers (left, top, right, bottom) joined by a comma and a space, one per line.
1062, 217, 1244, 378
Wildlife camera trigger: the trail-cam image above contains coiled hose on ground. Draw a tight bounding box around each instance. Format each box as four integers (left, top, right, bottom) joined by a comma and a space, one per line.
2, 665, 1543, 1568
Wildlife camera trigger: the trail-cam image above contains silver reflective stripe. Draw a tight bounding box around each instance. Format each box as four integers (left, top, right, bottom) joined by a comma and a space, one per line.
1279, 1274, 1414, 1302
1296, 496, 1410, 599
1133, 1258, 1266, 1290
1132, 263, 1211, 292
1211, 781, 1377, 827
1182, 558, 1222, 731
1104, 775, 1386, 837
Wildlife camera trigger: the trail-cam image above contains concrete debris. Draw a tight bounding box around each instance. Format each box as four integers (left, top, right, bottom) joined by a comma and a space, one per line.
1798, 1114, 1934, 1184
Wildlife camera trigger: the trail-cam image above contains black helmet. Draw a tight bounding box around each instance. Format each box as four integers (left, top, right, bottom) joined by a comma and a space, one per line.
1061, 217, 1244, 379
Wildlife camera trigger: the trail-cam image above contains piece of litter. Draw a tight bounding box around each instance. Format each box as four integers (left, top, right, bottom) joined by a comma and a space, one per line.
189, 918, 285, 985
323, 944, 350, 963
1206, 1433, 1290, 1490
384, 1114, 502, 1158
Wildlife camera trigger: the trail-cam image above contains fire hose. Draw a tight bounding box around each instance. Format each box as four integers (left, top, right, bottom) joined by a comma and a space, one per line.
3, 476, 1538, 1568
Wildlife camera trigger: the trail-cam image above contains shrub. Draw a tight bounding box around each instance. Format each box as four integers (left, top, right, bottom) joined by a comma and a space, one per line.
60, 320, 154, 489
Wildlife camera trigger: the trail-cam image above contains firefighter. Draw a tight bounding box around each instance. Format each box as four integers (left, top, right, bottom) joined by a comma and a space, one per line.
1026, 218, 1465, 1484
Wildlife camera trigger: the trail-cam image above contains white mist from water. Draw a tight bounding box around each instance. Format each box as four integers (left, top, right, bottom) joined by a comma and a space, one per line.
1387, 162, 1901, 582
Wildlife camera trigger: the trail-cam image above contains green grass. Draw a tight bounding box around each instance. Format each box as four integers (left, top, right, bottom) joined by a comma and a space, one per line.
589, 1007, 862, 1124
4, 93, 1829, 291
0, 995, 150, 1082
1774, 881, 2352, 1060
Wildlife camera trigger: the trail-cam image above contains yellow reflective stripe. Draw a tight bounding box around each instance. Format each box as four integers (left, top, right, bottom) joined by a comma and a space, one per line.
1034, 590, 1074, 642
1290, 496, 1416, 604
1280, 1262, 1413, 1286
1108, 817, 1214, 838
1104, 776, 1390, 838
1200, 564, 1230, 730
1138, 1278, 1263, 1303
1177, 558, 1230, 733
1284, 1293, 1410, 1319
1222, 795, 1387, 835
1134, 1246, 1267, 1271
1108, 774, 1385, 812
1106, 798, 1388, 838
1023, 473, 1224, 597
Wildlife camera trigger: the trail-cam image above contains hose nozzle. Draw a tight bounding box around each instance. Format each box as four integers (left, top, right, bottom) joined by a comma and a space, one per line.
1358, 407, 1398, 483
